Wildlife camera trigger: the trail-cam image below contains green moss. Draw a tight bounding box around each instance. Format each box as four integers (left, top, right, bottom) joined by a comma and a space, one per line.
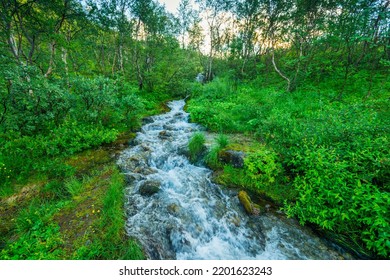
238, 191, 253, 215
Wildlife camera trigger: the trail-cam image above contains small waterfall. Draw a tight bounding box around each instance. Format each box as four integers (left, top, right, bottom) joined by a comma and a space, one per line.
117, 100, 352, 260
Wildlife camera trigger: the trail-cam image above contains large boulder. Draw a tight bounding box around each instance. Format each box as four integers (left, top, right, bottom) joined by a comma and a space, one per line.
139, 180, 161, 196
219, 150, 245, 168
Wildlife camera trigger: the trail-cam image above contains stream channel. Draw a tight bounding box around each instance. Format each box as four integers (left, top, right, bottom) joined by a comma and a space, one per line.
117, 100, 353, 260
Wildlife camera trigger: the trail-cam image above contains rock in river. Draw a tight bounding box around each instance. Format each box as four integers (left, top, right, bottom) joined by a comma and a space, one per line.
139, 180, 161, 196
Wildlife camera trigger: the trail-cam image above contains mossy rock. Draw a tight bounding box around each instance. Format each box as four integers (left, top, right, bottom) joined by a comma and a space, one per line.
158, 130, 173, 140
218, 149, 245, 168
238, 190, 261, 215
167, 203, 180, 214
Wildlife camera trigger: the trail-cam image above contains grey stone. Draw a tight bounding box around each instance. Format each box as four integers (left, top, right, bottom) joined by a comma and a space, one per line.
139, 180, 161, 196
219, 150, 246, 168
142, 116, 154, 125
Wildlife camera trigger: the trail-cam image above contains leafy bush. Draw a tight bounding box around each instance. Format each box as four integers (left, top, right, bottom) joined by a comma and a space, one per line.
0, 162, 11, 189
244, 146, 282, 187
284, 140, 390, 258
0, 223, 64, 260
1, 66, 73, 135
0, 123, 117, 186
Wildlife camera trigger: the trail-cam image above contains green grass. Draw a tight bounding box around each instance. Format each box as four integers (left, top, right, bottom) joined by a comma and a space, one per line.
0, 161, 145, 260
1, 199, 67, 260
65, 177, 83, 198
72, 167, 144, 260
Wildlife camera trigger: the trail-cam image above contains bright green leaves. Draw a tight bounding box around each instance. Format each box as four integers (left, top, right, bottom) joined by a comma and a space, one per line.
1, 201, 66, 260
285, 142, 390, 258
244, 146, 282, 186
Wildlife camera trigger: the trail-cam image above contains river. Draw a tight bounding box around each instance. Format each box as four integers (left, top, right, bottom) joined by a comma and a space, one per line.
117, 100, 352, 260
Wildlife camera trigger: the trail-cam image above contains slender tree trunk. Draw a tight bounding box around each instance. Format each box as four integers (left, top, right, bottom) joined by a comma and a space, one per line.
133, 19, 144, 90
45, 41, 56, 77
271, 49, 291, 91
119, 40, 125, 74
61, 47, 69, 88
206, 55, 213, 81
7, 30, 20, 62
111, 49, 117, 75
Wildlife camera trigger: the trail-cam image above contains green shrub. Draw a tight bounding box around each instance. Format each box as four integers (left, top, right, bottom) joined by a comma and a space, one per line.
0, 223, 64, 260
244, 146, 282, 187
0, 161, 12, 195
284, 141, 390, 258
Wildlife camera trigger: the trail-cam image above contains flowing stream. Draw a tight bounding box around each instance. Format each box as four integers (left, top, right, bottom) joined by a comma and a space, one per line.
117, 100, 352, 260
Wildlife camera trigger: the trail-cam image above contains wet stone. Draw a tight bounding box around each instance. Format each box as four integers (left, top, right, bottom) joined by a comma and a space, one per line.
125, 172, 144, 184
139, 180, 161, 196
124, 154, 148, 170
219, 150, 245, 168
163, 124, 181, 131
173, 112, 186, 119
142, 116, 154, 124
158, 130, 173, 140
133, 167, 157, 175
167, 203, 180, 214
140, 144, 151, 151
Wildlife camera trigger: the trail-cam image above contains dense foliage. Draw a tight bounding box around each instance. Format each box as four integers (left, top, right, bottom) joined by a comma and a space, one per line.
1, 0, 389, 259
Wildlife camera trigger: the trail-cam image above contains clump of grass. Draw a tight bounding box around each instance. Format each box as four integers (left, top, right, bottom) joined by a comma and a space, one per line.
65, 177, 83, 198
205, 134, 229, 169
205, 146, 221, 169
216, 134, 229, 149
188, 132, 206, 162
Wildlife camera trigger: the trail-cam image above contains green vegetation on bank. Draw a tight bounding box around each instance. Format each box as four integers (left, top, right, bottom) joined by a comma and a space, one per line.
186, 74, 390, 258
0, 131, 158, 259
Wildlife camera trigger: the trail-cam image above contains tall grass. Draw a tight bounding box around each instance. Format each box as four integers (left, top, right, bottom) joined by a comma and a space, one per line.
188, 132, 206, 162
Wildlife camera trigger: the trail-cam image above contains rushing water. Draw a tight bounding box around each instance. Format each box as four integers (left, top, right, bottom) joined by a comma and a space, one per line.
117, 100, 352, 260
